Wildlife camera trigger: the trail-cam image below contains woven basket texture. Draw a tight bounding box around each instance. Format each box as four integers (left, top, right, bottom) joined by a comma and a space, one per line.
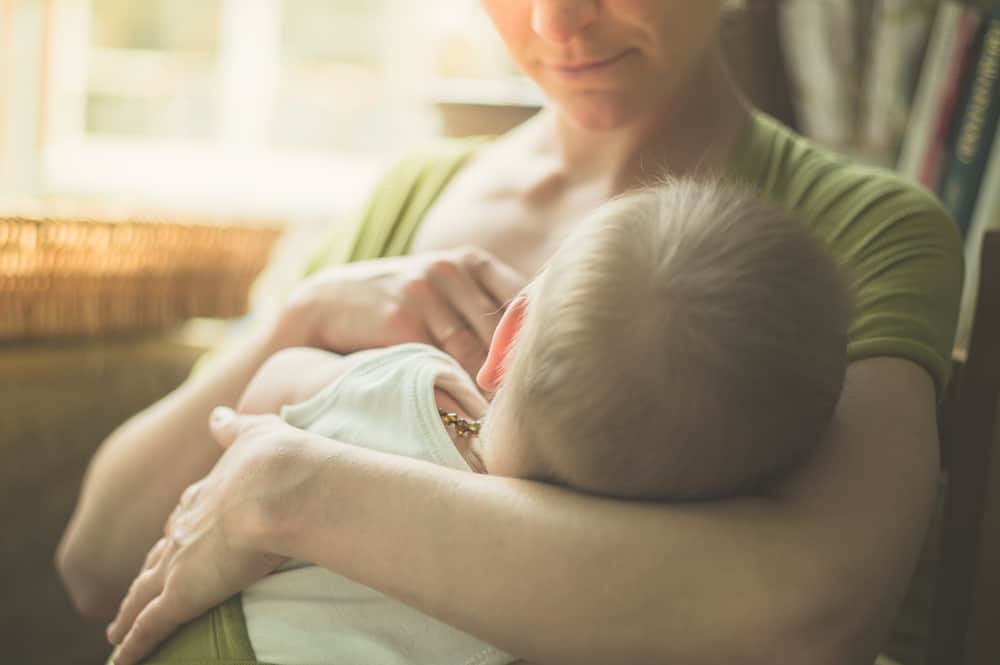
0, 210, 282, 339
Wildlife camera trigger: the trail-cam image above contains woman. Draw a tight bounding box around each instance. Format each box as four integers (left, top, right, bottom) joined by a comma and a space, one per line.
59, 2, 962, 664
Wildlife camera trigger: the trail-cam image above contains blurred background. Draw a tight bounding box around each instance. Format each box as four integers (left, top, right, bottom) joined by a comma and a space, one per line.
1, 3, 537, 663
3, 2, 997, 665
1, 0, 539, 219
0, 0, 952, 219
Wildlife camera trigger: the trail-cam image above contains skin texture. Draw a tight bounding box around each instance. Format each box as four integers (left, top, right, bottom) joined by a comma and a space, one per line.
61, 2, 952, 665
56, 247, 524, 617
107, 357, 940, 665
483, 0, 725, 132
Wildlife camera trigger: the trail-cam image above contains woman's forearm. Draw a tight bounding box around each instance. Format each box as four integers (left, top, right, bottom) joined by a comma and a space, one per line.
265, 442, 799, 664
258, 358, 940, 665
57, 320, 287, 620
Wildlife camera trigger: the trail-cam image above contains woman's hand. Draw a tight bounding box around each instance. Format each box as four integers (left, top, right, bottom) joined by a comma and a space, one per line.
105, 409, 320, 665
277, 247, 526, 376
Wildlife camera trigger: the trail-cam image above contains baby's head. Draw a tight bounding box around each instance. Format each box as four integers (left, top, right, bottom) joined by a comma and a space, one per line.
477, 179, 853, 500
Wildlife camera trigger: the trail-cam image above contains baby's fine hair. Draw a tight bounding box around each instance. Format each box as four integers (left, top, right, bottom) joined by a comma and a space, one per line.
502, 178, 853, 500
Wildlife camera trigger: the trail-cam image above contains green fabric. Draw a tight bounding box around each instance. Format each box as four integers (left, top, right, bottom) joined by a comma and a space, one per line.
122, 597, 274, 665
163, 110, 963, 664
729, 112, 963, 397
304, 111, 963, 396
303, 137, 491, 273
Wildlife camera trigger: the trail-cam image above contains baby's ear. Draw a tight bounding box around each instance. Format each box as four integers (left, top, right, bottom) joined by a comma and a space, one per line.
477, 295, 528, 392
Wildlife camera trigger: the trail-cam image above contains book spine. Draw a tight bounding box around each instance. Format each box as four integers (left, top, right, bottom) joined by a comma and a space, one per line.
898, 1, 965, 181
861, 0, 935, 163
918, 8, 983, 189
778, 0, 862, 148
956, 122, 1000, 346
969, 129, 1000, 238
938, 14, 1000, 236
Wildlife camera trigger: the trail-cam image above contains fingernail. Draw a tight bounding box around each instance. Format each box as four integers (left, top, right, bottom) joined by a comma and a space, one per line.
210, 406, 236, 428
106, 622, 118, 644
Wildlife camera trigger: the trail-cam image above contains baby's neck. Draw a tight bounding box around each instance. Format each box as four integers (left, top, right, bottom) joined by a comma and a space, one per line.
434, 387, 487, 473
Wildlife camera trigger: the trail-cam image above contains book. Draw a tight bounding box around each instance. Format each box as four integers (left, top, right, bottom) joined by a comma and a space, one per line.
860, 0, 936, 165
898, 1, 968, 182
918, 7, 983, 189
778, 0, 865, 148
937, 12, 1000, 236
956, 123, 1000, 347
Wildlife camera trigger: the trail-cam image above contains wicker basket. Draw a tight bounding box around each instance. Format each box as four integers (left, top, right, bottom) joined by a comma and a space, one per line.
0, 207, 283, 340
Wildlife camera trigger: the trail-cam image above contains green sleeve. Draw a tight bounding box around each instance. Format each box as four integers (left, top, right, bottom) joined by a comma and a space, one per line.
304, 138, 487, 275
730, 111, 965, 398
842, 186, 965, 396
300, 158, 407, 277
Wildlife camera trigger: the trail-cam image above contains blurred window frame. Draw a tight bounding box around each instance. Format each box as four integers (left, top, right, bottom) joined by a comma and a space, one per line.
3, 0, 534, 220
38, 0, 414, 219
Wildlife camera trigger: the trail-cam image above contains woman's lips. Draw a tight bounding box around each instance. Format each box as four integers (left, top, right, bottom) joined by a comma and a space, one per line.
549, 50, 634, 79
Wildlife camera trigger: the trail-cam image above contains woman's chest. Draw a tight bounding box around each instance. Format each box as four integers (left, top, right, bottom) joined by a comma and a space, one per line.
408, 170, 606, 277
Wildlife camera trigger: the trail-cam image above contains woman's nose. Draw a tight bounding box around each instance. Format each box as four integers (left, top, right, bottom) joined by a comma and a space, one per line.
530, 0, 599, 44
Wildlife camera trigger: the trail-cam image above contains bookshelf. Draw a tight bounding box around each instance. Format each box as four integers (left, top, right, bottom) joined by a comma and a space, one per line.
893, 0, 1000, 347
777, 1, 999, 350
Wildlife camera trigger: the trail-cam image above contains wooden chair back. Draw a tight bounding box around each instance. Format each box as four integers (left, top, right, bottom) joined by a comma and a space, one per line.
929, 228, 1000, 665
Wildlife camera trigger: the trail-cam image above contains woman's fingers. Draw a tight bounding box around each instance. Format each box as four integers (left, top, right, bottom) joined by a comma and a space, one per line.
273, 247, 525, 371
164, 487, 194, 536
144, 536, 170, 568
106, 414, 294, 665
442, 326, 488, 378
208, 407, 239, 449
111, 595, 184, 665
107, 540, 170, 645
428, 257, 503, 347
414, 248, 527, 376
406, 273, 488, 373
209, 408, 283, 448
461, 247, 528, 308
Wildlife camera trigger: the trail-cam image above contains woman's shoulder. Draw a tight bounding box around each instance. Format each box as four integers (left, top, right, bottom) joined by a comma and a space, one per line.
733, 113, 965, 393
733, 112, 935, 205
732, 111, 961, 259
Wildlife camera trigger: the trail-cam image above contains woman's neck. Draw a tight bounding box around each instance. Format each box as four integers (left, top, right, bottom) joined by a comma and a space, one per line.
542, 46, 751, 190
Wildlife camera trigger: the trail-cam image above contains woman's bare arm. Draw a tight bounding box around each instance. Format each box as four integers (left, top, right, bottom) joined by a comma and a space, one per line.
56, 321, 286, 620
58, 339, 352, 619
236, 347, 355, 416
59, 248, 522, 622
256, 356, 938, 665
104, 355, 938, 665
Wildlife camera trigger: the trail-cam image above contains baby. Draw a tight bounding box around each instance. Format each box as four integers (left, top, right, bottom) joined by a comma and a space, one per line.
475, 178, 852, 500
156, 179, 853, 665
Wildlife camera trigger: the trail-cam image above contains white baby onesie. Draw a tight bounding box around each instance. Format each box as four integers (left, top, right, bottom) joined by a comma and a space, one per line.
241, 343, 515, 665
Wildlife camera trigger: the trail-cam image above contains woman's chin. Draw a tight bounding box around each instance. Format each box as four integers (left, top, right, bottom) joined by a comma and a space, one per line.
556, 95, 644, 132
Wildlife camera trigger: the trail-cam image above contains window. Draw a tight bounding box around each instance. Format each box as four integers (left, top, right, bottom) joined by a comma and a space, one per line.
35, 0, 537, 218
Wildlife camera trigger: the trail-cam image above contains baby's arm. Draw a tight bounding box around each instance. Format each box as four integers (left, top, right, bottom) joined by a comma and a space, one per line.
237, 347, 357, 415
